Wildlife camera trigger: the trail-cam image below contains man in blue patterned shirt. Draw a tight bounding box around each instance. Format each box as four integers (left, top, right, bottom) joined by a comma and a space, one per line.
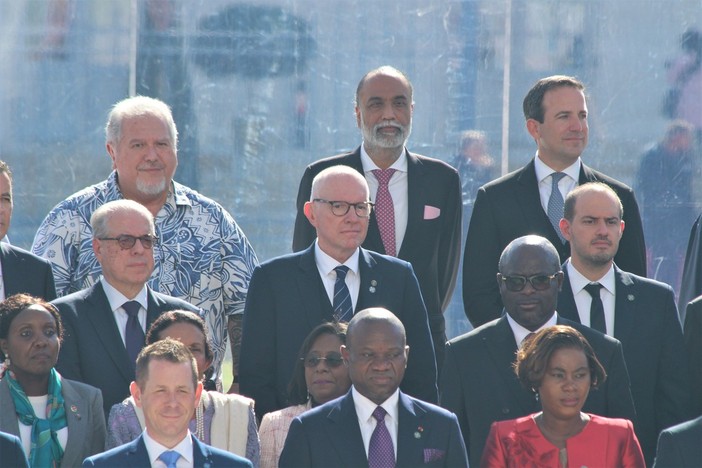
32, 96, 258, 391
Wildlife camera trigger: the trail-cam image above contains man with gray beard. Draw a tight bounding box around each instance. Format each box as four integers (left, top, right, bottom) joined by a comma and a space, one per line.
292, 66, 462, 369
32, 96, 258, 393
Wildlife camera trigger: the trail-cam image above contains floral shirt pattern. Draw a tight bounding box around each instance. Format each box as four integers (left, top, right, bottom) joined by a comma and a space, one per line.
31, 171, 259, 376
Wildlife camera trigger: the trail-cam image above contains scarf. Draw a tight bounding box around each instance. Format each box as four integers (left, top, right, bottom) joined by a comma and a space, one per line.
7, 368, 67, 467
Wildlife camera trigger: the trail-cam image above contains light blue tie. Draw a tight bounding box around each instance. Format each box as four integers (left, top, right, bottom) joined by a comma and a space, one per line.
159, 450, 180, 468
547, 172, 566, 243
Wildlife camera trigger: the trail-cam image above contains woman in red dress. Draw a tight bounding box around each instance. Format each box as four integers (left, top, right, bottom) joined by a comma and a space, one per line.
481, 325, 644, 467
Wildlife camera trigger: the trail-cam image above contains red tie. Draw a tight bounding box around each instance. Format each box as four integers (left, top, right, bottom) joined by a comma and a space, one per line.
372, 169, 397, 257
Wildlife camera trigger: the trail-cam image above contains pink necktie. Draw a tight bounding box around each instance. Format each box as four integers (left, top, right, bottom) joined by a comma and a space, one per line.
368, 406, 395, 468
372, 169, 397, 257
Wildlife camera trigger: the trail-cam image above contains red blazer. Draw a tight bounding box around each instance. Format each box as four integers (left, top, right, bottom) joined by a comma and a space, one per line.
480, 414, 644, 468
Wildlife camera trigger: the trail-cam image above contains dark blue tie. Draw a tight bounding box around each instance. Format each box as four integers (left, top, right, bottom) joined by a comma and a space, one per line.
123, 301, 145, 367
333, 266, 353, 322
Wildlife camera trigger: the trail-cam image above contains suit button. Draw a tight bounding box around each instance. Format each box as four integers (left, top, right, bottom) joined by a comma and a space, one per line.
501, 407, 510, 415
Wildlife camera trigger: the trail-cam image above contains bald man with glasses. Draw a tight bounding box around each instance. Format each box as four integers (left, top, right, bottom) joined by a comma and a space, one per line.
52, 200, 200, 416
439, 235, 636, 467
240, 165, 437, 417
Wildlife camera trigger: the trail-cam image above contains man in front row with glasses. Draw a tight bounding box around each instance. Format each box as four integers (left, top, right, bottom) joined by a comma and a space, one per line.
53, 200, 200, 415
240, 165, 437, 417
439, 235, 637, 466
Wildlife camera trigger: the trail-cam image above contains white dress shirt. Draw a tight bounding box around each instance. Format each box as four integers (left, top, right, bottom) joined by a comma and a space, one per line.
507, 312, 558, 347
352, 386, 400, 458
143, 429, 194, 468
360, 145, 408, 254
534, 154, 580, 214
314, 242, 361, 312
566, 260, 616, 335
101, 277, 148, 346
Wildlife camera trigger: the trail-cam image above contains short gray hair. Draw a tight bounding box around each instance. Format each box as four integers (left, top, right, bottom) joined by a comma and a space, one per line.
105, 96, 178, 149
310, 165, 369, 200
90, 200, 155, 239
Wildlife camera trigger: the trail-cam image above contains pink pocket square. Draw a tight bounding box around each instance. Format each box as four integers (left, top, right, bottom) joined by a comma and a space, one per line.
423, 448, 445, 463
424, 205, 441, 220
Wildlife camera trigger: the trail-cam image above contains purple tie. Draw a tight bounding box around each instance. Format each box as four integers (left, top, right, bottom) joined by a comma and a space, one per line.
372, 169, 397, 257
368, 406, 395, 468
123, 301, 145, 367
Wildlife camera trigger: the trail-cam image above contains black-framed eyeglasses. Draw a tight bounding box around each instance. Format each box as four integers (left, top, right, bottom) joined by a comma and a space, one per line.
313, 199, 374, 218
98, 234, 158, 250
301, 353, 345, 368
498, 273, 560, 292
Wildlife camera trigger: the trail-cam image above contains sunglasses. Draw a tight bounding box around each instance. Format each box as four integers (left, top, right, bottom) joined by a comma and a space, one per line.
301, 353, 344, 368
499, 273, 559, 292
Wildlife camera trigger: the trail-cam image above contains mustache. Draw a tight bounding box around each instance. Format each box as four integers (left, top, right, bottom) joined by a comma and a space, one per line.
137, 162, 166, 170
373, 120, 404, 132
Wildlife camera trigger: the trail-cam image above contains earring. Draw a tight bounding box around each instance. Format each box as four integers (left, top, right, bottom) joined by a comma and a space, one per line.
4, 356, 9, 367
532, 388, 539, 402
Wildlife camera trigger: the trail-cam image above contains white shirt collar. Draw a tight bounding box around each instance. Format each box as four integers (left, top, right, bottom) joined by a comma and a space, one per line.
142, 429, 194, 466
101, 277, 148, 312
314, 241, 360, 276
360, 145, 408, 173
534, 153, 581, 184
352, 386, 400, 425
506, 312, 558, 347
566, 259, 616, 295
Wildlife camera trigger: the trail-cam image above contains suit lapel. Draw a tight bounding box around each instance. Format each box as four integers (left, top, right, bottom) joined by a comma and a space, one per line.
398, 151, 424, 259
484, 318, 538, 412
396, 392, 425, 466
192, 437, 213, 466
326, 392, 368, 466
296, 246, 335, 327
60, 378, 90, 466
612, 267, 637, 344
84, 283, 134, 382
0, 244, 18, 296
0, 379, 21, 436
356, 249, 382, 311
558, 268, 582, 323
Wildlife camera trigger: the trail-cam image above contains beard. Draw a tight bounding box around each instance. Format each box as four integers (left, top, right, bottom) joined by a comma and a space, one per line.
360, 118, 411, 150
136, 176, 168, 196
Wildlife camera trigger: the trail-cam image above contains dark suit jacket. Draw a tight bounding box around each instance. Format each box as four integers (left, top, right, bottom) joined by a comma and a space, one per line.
558, 266, 693, 465
653, 415, 702, 468
439, 315, 637, 467
279, 390, 468, 467
292, 147, 462, 368
684, 297, 702, 416
239, 245, 438, 416
0, 243, 56, 300
463, 158, 647, 327
0, 377, 106, 467
53, 282, 199, 414
0, 431, 28, 468
82, 434, 252, 467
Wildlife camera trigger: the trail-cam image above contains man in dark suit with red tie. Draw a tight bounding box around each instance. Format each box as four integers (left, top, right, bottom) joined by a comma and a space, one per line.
556, 182, 692, 465
463, 75, 647, 328
53, 200, 199, 415
292, 66, 462, 369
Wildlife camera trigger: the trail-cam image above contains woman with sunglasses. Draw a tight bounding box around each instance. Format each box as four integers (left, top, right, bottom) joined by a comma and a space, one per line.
259, 322, 351, 468
480, 325, 644, 467
106, 310, 260, 465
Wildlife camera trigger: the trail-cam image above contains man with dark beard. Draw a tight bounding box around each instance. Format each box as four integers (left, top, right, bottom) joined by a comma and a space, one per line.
556, 182, 692, 465
292, 66, 462, 369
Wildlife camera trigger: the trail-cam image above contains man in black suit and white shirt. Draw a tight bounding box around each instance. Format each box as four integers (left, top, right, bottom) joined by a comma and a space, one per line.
556, 182, 692, 465
292, 66, 462, 369
463, 75, 646, 328
53, 200, 199, 414
0, 160, 56, 301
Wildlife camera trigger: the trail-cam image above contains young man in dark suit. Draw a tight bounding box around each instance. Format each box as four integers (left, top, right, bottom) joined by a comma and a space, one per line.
280, 308, 468, 467
53, 200, 199, 414
557, 182, 692, 465
82, 339, 251, 467
653, 415, 702, 468
292, 66, 462, 369
241, 166, 437, 417
440, 235, 637, 467
463, 75, 646, 328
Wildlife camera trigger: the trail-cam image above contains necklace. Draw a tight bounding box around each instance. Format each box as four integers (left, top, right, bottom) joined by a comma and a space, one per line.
194, 397, 205, 441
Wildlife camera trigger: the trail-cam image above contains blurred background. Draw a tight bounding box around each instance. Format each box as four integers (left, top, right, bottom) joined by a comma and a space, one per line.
2, 0, 701, 343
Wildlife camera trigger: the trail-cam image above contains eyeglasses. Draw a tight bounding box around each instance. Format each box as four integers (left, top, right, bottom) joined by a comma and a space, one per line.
313, 199, 374, 218
98, 234, 158, 250
499, 273, 560, 292
301, 353, 345, 368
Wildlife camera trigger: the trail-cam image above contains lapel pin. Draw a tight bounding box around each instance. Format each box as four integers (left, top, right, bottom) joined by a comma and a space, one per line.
369, 280, 377, 293
414, 425, 424, 438
70, 405, 81, 419
627, 294, 634, 301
